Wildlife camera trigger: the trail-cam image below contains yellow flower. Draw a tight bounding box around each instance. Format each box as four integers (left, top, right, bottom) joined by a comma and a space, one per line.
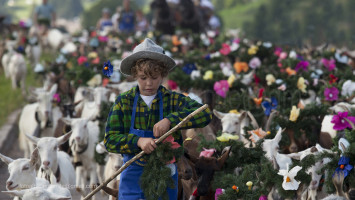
248, 45, 258, 55
229, 109, 239, 114
289, 106, 300, 122
217, 133, 239, 142
297, 77, 307, 93
246, 181, 253, 190
88, 52, 98, 59
228, 74, 236, 87
147, 31, 154, 38
266, 74, 276, 85
203, 70, 213, 80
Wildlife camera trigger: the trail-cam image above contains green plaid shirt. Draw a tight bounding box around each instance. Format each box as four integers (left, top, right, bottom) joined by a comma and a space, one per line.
104, 85, 212, 154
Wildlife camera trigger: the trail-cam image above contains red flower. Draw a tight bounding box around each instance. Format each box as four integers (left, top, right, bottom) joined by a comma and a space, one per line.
329, 74, 338, 84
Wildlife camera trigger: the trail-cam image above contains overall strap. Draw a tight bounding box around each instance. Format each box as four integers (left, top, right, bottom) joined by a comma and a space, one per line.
130, 91, 139, 130
158, 91, 163, 120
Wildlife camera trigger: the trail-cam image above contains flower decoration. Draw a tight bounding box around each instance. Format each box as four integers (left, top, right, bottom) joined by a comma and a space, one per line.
163, 135, 181, 164
334, 156, 353, 178
217, 133, 239, 142
53, 93, 60, 103
214, 80, 229, 98
274, 47, 282, 56
229, 109, 239, 114
310, 69, 323, 79
321, 58, 336, 71
277, 165, 302, 190
203, 70, 213, 80
88, 51, 98, 59
230, 42, 239, 51
246, 181, 253, 190
289, 50, 297, 59
220, 62, 233, 77
279, 52, 288, 60
324, 87, 339, 101
232, 185, 239, 192
77, 56, 88, 65
249, 57, 261, 69
190, 70, 201, 80
335, 52, 348, 64
102, 60, 113, 77
182, 63, 197, 75
289, 106, 300, 122
329, 74, 338, 84
227, 74, 236, 87
253, 88, 264, 106
98, 36, 108, 42
168, 80, 178, 90
248, 128, 268, 143
286, 67, 296, 76
172, 35, 182, 46
297, 77, 307, 93
331, 112, 355, 130
254, 74, 261, 84
266, 74, 276, 85
233, 62, 249, 74
248, 45, 258, 55
278, 84, 286, 91
219, 43, 231, 56
91, 57, 100, 64
261, 97, 278, 116
215, 188, 225, 199
199, 148, 216, 158
295, 61, 309, 71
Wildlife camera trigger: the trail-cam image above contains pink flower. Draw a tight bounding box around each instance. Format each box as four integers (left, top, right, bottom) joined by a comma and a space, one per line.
53, 93, 60, 103
163, 135, 181, 164
279, 52, 288, 60
249, 57, 261, 69
219, 43, 231, 56
215, 188, 225, 200
91, 57, 100, 64
274, 47, 282, 56
259, 195, 268, 200
321, 58, 336, 71
98, 36, 108, 42
324, 87, 339, 101
168, 80, 178, 90
295, 61, 309, 71
214, 80, 229, 98
199, 148, 216, 158
331, 112, 355, 130
77, 56, 88, 65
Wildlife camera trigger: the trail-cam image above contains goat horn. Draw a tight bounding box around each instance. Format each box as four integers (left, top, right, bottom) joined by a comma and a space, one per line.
338, 105, 350, 112
246, 111, 259, 129
265, 110, 278, 132
344, 118, 355, 130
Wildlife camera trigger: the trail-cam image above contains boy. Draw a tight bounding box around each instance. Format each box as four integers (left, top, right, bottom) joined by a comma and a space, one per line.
104, 38, 212, 200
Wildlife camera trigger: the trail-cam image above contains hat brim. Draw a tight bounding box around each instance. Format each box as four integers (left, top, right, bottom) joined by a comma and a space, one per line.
120, 51, 176, 76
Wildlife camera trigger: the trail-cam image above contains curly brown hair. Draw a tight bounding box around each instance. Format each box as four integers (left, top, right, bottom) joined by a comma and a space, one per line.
131, 58, 169, 78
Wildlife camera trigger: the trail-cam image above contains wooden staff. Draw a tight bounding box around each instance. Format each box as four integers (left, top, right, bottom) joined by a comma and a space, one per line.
83, 104, 209, 200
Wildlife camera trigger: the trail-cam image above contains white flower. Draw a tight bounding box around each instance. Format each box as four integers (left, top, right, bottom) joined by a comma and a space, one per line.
190, 70, 201, 80
266, 74, 276, 85
249, 57, 261, 69
263, 42, 272, 48
289, 50, 297, 59
277, 165, 302, 190
230, 42, 240, 52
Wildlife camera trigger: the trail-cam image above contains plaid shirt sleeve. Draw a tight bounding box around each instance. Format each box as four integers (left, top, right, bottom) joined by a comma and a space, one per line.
165, 93, 212, 129
104, 96, 140, 154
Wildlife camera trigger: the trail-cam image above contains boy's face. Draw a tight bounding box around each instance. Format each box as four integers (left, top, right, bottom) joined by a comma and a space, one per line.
137, 69, 163, 96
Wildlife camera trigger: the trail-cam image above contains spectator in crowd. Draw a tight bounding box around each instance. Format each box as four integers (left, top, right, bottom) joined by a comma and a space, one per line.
96, 7, 114, 34
118, 0, 135, 34
111, 6, 122, 31
135, 9, 149, 33
34, 0, 56, 28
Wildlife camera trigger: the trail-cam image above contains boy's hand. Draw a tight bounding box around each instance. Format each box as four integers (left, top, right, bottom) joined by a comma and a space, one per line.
153, 118, 171, 138
137, 138, 157, 154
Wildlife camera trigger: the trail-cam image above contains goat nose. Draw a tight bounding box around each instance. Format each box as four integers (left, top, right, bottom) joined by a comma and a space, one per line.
43, 161, 50, 166
311, 180, 317, 186
6, 181, 13, 187
75, 136, 80, 141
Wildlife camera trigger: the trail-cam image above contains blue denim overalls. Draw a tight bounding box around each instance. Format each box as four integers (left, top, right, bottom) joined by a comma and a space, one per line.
119, 90, 178, 200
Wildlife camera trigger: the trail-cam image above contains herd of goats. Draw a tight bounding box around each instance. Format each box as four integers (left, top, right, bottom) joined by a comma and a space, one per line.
1, 16, 355, 200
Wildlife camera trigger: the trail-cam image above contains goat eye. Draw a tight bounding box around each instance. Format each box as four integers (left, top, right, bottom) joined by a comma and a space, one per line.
22, 166, 29, 171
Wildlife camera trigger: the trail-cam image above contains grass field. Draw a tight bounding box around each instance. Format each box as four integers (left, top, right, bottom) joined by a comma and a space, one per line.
0, 59, 43, 128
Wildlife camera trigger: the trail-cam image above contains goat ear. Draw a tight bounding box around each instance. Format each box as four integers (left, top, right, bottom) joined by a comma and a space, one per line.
49, 84, 58, 98
30, 148, 39, 166
25, 133, 40, 144
61, 118, 72, 125
285, 152, 301, 160
213, 109, 226, 119
215, 146, 231, 171
0, 153, 13, 165
273, 127, 284, 143
2, 190, 25, 198
57, 130, 72, 145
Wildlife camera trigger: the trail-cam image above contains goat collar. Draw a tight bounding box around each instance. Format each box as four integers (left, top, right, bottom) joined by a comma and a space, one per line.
41, 166, 61, 183
75, 137, 89, 155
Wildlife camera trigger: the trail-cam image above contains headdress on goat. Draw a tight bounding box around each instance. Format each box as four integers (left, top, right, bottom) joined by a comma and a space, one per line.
119, 38, 176, 76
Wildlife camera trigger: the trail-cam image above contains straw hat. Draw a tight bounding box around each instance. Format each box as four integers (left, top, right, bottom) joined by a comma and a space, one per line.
120, 38, 176, 76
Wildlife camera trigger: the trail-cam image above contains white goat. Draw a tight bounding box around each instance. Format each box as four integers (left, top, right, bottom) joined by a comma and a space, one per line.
25, 131, 76, 187
8, 52, 27, 90
62, 118, 100, 199
213, 109, 251, 145
81, 86, 110, 120
96, 141, 123, 200
262, 128, 292, 170
286, 144, 333, 200
2, 185, 71, 200
1, 49, 14, 78
0, 149, 49, 200
19, 84, 58, 158
342, 80, 355, 103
